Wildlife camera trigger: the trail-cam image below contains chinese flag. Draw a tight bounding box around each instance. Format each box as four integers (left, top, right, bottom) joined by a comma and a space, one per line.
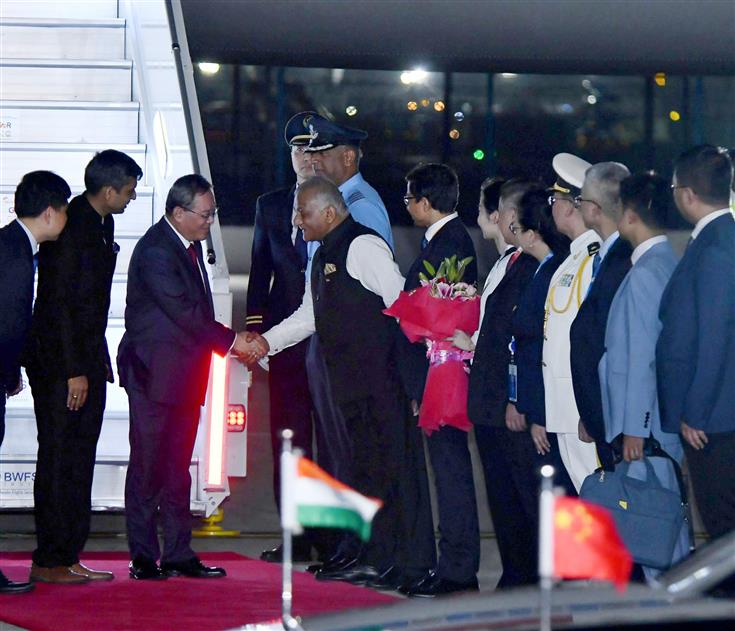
554, 496, 632, 591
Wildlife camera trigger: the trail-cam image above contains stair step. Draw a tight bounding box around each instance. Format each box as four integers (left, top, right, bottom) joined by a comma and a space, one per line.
0, 142, 146, 187
0, 1, 119, 20
0, 59, 132, 101
0, 185, 159, 235
0, 17, 125, 60
0, 100, 139, 143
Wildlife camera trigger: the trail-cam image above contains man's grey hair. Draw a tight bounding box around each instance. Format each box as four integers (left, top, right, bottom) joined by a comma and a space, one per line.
584, 162, 630, 220
299, 176, 348, 217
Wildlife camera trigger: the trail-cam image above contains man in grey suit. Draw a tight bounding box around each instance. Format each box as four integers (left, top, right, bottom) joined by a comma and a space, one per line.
657, 145, 735, 542
599, 172, 690, 577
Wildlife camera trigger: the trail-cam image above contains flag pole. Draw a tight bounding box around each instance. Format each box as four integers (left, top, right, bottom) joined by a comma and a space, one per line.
280, 429, 301, 631
539, 464, 555, 631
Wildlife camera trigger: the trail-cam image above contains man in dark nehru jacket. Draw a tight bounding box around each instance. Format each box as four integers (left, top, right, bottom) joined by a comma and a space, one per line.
0, 170, 71, 594
297, 113, 395, 572
25, 150, 142, 584
246, 112, 321, 563
243, 176, 436, 590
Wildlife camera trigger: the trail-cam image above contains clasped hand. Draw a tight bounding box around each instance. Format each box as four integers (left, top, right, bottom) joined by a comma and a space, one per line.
232, 331, 269, 366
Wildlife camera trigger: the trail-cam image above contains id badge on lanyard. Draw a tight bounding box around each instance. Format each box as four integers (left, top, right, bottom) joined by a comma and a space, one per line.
508, 336, 518, 403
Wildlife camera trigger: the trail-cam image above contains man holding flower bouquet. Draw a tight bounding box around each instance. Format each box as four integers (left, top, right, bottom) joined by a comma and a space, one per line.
394, 163, 481, 598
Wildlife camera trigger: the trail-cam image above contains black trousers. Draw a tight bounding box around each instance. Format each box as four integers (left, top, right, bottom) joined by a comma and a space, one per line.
268, 339, 314, 509
305, 335, 352, 484
124, 388, 199, 564
28, 372, 106, 567
475, 424, 540, 588
685, 430, 735, 540
425, 425, 480, 583
339, 378, 436, 573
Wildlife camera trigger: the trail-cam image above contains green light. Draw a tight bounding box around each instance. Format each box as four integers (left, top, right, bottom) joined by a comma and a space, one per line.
473, 149, 485, 160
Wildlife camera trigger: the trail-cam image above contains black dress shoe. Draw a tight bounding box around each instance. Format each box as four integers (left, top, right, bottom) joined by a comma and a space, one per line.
314, 557, 359, 581
316, 563, 380, 585
0, 570, 34, 594
366, 566, 409, 591
313, 554, 358, 578
260, 543, 312, 563
402, 569, 479, 598
161, 557, 226, 578
129, 558, 166, 581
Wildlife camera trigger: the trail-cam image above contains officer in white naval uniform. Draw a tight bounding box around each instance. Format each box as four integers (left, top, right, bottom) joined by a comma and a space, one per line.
542, 154, 601, 491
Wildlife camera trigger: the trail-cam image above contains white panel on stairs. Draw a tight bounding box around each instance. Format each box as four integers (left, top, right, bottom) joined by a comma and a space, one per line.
0, 142, 146, 187
0, 18, 125, 60
1, 59, 132, 101
0, 1, 119, 20
109, 279, 128, 320
113, 235, 138, 276
0, 184, 155, 230
0, 101, 139, 144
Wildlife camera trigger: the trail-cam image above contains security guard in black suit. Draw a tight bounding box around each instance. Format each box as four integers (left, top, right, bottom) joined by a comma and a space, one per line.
25, 150, 142, 584
247, 113, 321, 563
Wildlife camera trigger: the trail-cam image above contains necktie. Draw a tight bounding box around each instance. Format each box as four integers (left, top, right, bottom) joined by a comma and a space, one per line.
294, 227, 308, 270
32, 252, 39, 273
187, 244, 204, 289
584, 252, 602, 300
187, 243, 199, 269
421, 236, 429, 250
507, 250, 521, 268
591, 252, 602, 280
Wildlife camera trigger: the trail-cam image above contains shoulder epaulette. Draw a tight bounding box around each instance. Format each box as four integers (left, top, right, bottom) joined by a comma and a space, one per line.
587, 242, 601, 256
346, 190, 366, 206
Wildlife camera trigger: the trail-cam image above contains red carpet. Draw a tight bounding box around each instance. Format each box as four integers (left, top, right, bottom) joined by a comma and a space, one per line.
0, 552, 396, 630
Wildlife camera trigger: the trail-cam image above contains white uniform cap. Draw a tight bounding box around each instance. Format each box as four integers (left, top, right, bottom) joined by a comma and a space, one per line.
552, 153, 592, 191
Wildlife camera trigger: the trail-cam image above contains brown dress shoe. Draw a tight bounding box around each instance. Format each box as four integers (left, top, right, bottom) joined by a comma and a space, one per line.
29, 563, 89, 584
70, 563, 114, 581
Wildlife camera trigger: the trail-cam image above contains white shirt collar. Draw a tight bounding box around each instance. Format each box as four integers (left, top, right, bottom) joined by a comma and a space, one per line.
164, 216, 196, 250
599, 231, 620, 260
425, 212, 458, 243
16, 219, 39, 255
631, 235, 667, 265
691, 208, 733, 240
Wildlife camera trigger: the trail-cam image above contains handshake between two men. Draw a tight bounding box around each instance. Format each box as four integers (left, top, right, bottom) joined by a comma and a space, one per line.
231, 331, 270, 366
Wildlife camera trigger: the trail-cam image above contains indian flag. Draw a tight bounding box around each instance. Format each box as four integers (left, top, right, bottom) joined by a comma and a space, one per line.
280, 452, 383, 541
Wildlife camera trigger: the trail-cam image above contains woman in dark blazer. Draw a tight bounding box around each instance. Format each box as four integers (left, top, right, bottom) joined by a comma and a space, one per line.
511, 188, 576, 496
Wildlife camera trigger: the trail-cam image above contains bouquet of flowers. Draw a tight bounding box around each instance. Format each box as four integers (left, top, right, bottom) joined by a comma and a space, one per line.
384, 256, 480, 435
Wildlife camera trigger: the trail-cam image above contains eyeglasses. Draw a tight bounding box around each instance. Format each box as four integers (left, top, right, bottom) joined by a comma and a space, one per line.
509, 221, 519, 235
670, 184, 687, 191
573, 196, 602, 210
548, 195, 573, 206
403, 195, 417, 207
183, 206, 219, 221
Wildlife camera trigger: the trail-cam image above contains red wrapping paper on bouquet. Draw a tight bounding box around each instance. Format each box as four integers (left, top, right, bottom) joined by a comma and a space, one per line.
384, 285, 480, 435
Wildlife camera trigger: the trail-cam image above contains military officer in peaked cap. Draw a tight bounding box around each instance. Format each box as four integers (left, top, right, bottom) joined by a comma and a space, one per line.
542, 153, 602, 491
